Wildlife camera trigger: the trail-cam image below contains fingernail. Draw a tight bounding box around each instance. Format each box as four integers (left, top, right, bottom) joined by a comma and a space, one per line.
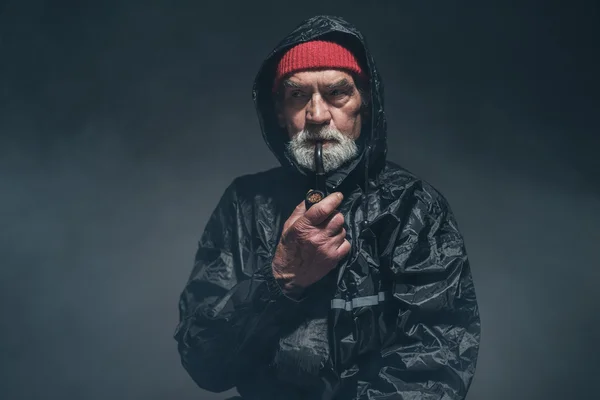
337, 192, 343, 199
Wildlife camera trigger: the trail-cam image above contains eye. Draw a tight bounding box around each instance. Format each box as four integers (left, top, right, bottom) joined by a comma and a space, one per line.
290, 90, 306, 98
328, 89, 349, 97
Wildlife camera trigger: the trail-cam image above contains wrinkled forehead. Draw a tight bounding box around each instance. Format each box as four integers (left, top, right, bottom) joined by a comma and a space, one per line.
281, 69, 358, 90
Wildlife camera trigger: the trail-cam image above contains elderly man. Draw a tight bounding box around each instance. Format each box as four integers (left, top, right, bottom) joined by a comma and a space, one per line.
174, 15, 481, 400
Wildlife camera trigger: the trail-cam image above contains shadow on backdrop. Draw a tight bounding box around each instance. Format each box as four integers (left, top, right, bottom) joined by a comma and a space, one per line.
0, 1, 598, 400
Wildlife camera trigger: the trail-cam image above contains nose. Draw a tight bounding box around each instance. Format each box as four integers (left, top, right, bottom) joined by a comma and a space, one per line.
306, 94, 331, 126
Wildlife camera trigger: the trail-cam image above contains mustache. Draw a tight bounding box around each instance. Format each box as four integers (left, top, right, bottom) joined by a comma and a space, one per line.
296, 127, 345, 143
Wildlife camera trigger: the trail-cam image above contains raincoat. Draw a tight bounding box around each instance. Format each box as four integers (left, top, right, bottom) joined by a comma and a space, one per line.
174, 15, 481, 400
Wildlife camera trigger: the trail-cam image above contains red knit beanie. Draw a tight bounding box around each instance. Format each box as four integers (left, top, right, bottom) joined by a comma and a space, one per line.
273, 40, 366, 93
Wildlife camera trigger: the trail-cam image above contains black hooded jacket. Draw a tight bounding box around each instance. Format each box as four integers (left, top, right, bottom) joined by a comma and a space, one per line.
174, 15, 481, 400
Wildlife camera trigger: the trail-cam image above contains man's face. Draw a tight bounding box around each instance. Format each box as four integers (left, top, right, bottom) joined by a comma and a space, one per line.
276, 69, 364, 172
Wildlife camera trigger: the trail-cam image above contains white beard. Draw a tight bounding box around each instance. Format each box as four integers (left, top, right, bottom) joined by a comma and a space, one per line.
286, 127, 359, 173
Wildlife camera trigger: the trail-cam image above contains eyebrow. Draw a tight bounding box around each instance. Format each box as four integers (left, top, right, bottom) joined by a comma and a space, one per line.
281, 78, 355, 90
282, 79, 305, 89
325, 78, 353, 90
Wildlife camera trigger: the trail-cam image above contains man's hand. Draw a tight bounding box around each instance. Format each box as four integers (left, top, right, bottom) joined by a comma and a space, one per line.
272, 192, 351, 298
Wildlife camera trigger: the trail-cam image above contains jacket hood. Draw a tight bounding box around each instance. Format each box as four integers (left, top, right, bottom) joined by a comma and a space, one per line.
252, 15, 388, 192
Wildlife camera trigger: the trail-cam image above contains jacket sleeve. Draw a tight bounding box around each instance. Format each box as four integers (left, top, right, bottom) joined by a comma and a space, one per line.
355, 194, 481, 400
173, 179, 305, 393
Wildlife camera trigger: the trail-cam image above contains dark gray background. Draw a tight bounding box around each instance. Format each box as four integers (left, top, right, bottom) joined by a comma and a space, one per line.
1, 1, 598, 399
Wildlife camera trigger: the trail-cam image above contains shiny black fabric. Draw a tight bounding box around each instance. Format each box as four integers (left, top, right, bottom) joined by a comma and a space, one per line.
174, 15, 481, 400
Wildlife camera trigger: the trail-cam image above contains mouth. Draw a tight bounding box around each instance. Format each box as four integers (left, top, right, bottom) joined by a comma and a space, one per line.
307, 139, 336, 146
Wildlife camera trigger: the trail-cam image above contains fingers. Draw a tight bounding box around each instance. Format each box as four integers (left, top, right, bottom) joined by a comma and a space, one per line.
335, 239, 352, 258
331, 228, 347, 248
321, 212, 346, 237
283, 199, 307, 232
303, 192, 344, 226
324, 234, 351, 263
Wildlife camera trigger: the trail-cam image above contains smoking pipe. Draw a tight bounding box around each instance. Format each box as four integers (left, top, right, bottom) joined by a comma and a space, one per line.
305, 141, 327, 210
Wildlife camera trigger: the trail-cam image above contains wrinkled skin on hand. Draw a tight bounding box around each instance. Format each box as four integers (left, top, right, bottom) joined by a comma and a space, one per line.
272, 192, 350, 297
